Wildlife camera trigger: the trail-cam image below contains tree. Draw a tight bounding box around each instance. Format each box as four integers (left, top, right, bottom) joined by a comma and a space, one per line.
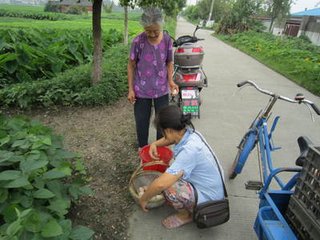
266, 0, 292, 32
183, 0, 232, 24
92, 0, 103, 85
216, 0, 257, 34
120, 0, 186, 45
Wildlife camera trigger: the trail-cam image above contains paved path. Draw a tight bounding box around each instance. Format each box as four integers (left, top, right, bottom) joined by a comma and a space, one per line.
128, 18, 320, 240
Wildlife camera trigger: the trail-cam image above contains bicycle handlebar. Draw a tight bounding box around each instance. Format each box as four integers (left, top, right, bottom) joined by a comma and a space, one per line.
237, 80, 320, 115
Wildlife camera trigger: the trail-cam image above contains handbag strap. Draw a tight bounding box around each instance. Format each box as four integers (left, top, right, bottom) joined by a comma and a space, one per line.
192, 131, 228, 207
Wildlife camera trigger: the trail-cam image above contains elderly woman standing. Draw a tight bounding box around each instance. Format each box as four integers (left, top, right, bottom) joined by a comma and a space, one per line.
139, 105, 225, 229
127, 7, 179, 150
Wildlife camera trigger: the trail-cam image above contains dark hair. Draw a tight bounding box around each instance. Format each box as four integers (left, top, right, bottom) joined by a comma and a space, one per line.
154, 105, 195, 132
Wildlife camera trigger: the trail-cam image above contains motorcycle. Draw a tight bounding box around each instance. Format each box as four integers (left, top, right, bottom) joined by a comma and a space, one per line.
171, 25, 208, 119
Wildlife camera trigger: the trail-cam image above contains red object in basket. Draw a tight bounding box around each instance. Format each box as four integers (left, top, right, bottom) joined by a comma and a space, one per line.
139, 145, 173, 173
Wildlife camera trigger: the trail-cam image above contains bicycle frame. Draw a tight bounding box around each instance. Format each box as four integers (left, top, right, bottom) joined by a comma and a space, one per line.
230, 80, 320, 240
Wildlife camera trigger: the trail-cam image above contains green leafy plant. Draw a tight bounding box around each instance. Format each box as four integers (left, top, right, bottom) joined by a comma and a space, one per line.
218, 31, 320, 96
0, 9, 71, 21
0, 45, 129, 109
0, 115, 94, 239
0, 28, 123, 86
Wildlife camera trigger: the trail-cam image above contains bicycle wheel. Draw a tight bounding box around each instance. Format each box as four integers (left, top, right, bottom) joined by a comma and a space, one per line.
229, 129, 257, 179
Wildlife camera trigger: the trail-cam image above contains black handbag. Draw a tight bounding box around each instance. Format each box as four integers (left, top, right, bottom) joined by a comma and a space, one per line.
192, 132, 230, 229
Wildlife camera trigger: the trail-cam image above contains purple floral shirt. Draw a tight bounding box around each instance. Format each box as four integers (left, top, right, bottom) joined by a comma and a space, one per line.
130, 32, 173, 98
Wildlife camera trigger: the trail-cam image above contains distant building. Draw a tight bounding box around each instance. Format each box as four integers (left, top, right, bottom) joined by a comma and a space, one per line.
269, 8, 320, 46
48, 0, 92, 13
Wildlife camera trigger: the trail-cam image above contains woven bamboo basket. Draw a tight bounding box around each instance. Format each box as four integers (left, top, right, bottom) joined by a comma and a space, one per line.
129, 161, 168, 209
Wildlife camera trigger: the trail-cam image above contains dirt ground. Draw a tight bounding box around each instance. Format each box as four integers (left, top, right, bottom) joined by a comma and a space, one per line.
17, 97, 140, 240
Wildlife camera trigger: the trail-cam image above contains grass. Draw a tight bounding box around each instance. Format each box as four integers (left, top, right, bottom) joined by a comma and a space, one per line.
217, 31, 320, 96
0, 3, 45, 12
0, 16, 142, 34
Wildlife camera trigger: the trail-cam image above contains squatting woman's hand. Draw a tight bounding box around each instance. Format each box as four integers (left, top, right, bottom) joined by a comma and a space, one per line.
149, 143, 159, 160
139, 197, 149, 212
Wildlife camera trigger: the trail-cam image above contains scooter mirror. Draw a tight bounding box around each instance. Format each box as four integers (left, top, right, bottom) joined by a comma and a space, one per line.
193, 25, 200, 37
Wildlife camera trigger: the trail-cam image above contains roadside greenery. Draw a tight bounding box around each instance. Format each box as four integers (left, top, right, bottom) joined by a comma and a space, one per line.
0, 115, 94, 239
218, 31, 320, 96
0, 28, 123, 86
0, 45, 128, 109
0, 8, 71, 21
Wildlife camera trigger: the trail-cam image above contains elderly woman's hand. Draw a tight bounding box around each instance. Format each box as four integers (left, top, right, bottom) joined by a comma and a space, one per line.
139, 196, 149, 212
149, 143, 160, 160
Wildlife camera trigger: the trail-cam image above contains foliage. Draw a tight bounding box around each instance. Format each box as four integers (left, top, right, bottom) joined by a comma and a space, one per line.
0, 115, 94, 239
0, 28, 123, 86
0, 8, 71, 21
119, 0, 186, 17
216, 0, 262, 34
263, 0, 291, 32
44, 2, 61, 13
218, 31, 320, 95
66, 6, 88, 15
0, 45, 129, 109
185, 0, 232, 22
103, 1, 114, 13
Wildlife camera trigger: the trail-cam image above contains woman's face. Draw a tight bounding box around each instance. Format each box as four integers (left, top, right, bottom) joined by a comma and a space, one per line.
144, 24, 161, 39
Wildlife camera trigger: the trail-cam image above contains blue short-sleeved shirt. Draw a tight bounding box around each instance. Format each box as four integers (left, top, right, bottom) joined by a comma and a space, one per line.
165, 128, 224, 204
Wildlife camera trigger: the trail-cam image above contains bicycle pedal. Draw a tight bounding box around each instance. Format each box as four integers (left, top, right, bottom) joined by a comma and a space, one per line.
245, 181, 263, 190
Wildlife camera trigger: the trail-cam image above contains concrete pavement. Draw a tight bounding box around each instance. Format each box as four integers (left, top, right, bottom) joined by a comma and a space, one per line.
128, 18, 320, 240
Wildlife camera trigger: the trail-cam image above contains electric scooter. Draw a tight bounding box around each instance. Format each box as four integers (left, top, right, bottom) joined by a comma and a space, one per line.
171, 25, 208, 118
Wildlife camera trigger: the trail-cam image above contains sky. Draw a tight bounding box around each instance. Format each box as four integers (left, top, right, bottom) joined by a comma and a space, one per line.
186, 0, 320, 14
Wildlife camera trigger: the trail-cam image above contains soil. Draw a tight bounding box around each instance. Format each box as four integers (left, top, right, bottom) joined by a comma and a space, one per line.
8, 97, 140, 240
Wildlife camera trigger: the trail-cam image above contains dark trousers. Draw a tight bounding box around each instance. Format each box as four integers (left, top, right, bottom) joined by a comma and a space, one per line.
134, 94, 169, 148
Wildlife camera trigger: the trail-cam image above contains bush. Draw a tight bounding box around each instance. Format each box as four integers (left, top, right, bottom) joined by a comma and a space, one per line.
66, 6, 87, 15
0, 28, 123, 87
0, 115, 94, 239
0, 45, 129, 109
298, 34, 312, 44
0, 8, 70, 21
44, 2, 60, 13
217, 31, 320, 96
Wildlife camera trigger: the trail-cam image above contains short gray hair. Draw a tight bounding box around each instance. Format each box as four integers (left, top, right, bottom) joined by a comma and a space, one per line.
140, 7, 163, 27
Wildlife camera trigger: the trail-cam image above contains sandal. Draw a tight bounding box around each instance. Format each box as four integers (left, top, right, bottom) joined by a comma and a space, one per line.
162, 214, 192, 229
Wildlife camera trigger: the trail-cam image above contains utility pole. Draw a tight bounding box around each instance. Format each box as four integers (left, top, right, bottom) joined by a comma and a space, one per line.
207, 0, 214, 22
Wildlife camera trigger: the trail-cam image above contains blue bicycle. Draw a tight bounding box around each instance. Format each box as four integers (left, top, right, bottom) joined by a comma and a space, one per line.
229, 80, 320, 182
229, 81, 320, 239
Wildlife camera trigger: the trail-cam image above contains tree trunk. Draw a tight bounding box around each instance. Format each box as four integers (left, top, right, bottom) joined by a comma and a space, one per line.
92, 0, 103, 85
124, 6, 129, 45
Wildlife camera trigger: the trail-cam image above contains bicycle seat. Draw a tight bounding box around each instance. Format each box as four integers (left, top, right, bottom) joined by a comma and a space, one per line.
295, 136, 313, 166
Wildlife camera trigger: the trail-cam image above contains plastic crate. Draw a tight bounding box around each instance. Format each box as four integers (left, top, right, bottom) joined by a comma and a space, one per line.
293, 146, 320, 219
286, 196, 320, 240
285, 145, 320, 240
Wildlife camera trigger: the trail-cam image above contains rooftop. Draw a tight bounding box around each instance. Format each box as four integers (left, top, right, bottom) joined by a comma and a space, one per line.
291, 7, 320, 17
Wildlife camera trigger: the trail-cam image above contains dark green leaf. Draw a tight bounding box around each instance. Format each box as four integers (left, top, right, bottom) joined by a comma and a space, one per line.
47, 198, 70, 216
70, 226, 95, 240
33, 188, 55, 199
24, 211, 42, 233
0, 170, 21, 181
0, 136, 10, 147
3, 176, 30, 188
20, 157, 48, 173
6, 219, 22, 237
43, 169, 68, 180
0, 188, 8, 203
41, 219, 63, 238
12, 139, 31, 150
0, 150, 14, 163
